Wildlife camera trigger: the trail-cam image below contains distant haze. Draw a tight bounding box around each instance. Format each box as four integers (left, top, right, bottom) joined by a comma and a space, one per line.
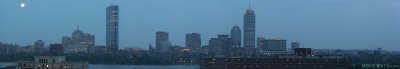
1, 0, 399, 51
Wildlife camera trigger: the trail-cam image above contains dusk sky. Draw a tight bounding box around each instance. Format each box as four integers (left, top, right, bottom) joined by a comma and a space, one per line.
1, 0, 399, 51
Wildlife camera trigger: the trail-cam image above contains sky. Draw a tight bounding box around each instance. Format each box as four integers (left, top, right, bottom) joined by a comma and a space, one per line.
1, 0, 399, 51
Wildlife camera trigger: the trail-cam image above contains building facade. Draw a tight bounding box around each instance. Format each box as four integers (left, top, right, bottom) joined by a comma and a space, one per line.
230, 25, 241, 48
156, 31, 169, 52
257, 37, 266, 52
207, 35, 233, 58
62, 28, 95, 46
63, 45, 89, 54
11, 56, 88, 69
49, 44, 63, 56
201, 56, 351, 69
230, 25, 242, 57
243, 7, 256, 57
185, 33, 201, 51
106, 5, 119, 54
291, 41, 300, 51
61, 27, 95, 54
34, 40, 45, 54
263, 39, 287, 51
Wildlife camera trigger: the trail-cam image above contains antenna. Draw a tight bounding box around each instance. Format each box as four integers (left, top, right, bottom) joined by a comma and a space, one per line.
77, 25, 80, 30
248, 1, 251, 10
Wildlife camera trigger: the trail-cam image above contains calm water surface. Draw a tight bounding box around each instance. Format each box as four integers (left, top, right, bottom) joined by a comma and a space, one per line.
0, 62, 199, 69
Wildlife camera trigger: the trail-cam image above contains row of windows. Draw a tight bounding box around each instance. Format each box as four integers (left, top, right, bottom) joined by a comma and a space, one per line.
210, 58, 346, 61
38, 59, 56, 63
38, 59, 47, 63
207, 62, 341, 65
206, 65, 332, 68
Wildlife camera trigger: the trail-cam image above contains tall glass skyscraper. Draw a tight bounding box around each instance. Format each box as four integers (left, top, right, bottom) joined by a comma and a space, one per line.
106, 5, 119, 54
244, 7, 255, 48
243, 6, 255, 57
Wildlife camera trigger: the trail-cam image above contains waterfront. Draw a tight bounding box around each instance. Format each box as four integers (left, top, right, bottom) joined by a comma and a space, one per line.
0, 62, 199, 69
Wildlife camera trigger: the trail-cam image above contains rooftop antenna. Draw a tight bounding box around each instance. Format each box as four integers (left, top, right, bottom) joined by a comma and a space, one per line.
77, 25, 80, 30
248, 2, 251, 10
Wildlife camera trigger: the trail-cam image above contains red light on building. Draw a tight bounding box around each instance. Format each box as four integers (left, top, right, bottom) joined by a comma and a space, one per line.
275, 38, 281, 42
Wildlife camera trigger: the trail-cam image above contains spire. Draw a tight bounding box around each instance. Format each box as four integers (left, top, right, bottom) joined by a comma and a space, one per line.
248, 1, 251, 10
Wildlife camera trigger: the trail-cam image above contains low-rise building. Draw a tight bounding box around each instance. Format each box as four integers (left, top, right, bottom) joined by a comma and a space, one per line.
200, 55, 351, 69
6, 56, 88, 69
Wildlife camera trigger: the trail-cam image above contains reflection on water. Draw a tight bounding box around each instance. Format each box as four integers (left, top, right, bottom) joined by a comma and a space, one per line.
1, 62, 199, 69
0, 62, 13, 68
90, 64, 199, 69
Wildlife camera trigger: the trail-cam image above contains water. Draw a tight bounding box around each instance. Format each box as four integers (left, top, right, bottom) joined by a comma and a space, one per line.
0, 62, 199, 69
0, 62, 14, 68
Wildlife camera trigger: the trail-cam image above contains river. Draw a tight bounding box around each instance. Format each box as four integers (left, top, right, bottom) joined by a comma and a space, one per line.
0, 62, 199, 69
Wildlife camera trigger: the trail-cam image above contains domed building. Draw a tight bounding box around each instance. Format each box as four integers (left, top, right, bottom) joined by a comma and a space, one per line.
61, 26, 95, 54
34, 40, 45, 47
34, 40, 45, 54
62, 27, 95, 45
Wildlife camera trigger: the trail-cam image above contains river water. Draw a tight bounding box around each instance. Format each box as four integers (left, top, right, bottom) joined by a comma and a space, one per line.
0, 62, 199, 69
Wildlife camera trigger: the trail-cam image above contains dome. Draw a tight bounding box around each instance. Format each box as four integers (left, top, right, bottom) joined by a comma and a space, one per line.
34, 40, 45, 47
72, 29, 84, 35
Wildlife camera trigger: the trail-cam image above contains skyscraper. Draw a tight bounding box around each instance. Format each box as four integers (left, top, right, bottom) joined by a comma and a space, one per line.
230, 25, 242, 57
207, 34, 233, 57
291, 41, 300, 51
185, 33, 201, 51
106, 5, 119, 54
230, 25, 241, 48
156, 31, 169, 52
217, 35, 232, 57
243, 5, 256, 57
243, 6, 255, 48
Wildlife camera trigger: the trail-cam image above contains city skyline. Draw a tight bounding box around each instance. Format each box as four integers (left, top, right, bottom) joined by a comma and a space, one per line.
1, 0, 399, 51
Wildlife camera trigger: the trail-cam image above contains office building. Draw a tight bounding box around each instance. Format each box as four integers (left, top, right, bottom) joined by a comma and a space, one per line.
186, 33, 201, 51
106, 5, 119, 54
243, 6, 256, 57
243, 4, 256, 48
263, 38, 286, 51
291, 41, 300, 51
256, 37, 266, 51
294, 48, 312, 56
156, 31, 169, 52
49, 44, 63, 56
230, 25, 241, 48
208, 35, 232, 57
230, 25, 242, 57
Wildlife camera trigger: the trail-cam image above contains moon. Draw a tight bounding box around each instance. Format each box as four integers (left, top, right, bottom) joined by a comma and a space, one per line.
20, 3, 26, 8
